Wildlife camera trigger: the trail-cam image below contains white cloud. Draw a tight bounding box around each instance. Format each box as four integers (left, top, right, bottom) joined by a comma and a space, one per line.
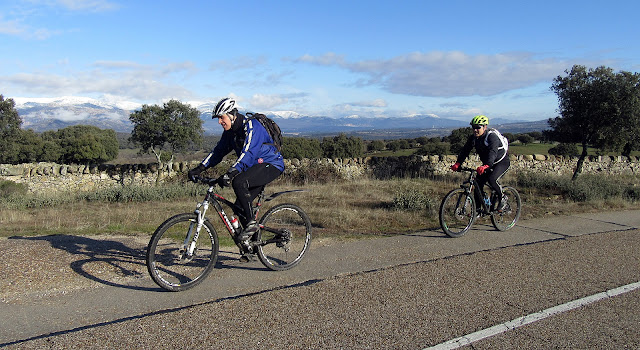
295, 52, 346, 66
296, 51, 596, 98
209, 56, 268, 72
245, 92, 310, 111
0, 15, 58, 40
349, 99, 387, 108
249, 94, 288, 110
0, 1, 118, 40
1, 61, 196, 103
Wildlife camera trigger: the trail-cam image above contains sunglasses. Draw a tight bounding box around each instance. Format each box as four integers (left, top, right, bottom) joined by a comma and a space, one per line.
472, 124, 484, 129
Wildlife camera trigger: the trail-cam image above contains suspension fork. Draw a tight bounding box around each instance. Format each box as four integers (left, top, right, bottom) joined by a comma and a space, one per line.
183, 196, 210, 257
456, 174, 476, 212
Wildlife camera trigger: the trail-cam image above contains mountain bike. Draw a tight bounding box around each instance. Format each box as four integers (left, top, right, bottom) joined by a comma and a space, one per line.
439, 166, 521, 238
146, 176, 312, 292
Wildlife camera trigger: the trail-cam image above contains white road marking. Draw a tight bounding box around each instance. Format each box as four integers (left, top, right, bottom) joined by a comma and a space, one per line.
424, 281, 640, 350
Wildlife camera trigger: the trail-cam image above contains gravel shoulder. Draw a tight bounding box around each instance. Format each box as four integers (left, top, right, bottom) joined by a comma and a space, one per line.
0, 234, 149, 303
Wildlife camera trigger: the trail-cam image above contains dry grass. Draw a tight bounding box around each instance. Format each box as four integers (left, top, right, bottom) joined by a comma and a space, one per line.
0, 200, 202, 237
1, 175, 639, 242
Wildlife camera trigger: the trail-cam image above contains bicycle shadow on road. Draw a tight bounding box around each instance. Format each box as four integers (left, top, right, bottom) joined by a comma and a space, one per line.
9, 235, 271, 293
9, 234, 161, 292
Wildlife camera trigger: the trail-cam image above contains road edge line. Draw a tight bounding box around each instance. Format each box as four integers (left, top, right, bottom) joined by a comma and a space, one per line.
424, 281, 640, 350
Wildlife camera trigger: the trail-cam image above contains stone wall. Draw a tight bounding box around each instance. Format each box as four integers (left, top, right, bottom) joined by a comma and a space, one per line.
1, 154, 639, 193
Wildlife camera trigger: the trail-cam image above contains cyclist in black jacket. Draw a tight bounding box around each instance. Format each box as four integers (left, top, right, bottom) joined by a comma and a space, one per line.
450, 115, 510, 212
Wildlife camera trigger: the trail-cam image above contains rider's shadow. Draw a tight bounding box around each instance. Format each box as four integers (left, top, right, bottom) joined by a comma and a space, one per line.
10, 235, 269, 292
9, 235, 159, 291
215, 249, 273, 271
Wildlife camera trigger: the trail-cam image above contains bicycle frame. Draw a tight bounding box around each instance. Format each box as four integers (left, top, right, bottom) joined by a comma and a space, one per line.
459, 166, 492, 215
188, 177, 305, 254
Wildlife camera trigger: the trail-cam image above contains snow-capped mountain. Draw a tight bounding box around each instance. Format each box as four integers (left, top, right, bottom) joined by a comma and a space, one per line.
12, 96, 542, 136
14, 96, 138, 132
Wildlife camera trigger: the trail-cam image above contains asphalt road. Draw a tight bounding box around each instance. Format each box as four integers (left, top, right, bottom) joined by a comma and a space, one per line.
1, 210, 639, 349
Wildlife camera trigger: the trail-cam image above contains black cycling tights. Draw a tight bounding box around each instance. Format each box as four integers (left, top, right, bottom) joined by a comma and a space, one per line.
231, 163, 282, 226
476, 158, 510, 204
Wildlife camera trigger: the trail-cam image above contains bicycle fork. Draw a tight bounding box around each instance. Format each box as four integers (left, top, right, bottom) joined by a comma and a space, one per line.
454, 180, 474, 216
181, 200, 209, 260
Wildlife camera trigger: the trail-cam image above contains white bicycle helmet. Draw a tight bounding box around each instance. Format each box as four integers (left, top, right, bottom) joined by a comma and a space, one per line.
212, 97, 237, 118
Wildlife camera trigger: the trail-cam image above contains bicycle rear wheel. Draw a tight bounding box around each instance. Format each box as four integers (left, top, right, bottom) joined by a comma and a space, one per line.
146, 213, 219, 291
257, 203, 312, 271
439, 188, 476, 237
491, 186, 521, 231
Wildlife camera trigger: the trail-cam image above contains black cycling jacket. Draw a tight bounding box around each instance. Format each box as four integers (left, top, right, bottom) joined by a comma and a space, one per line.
456, 129, 507, 167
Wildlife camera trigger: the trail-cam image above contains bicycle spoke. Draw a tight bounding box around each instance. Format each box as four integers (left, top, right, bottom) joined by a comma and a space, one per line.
147, 214, 218, 291
439, 188, 475, 237
258, 204, 311, 271
491, 187, 521, 231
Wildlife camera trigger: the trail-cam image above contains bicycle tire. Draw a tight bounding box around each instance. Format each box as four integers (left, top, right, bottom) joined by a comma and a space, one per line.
257, 203, 312, 271
146, 213, 219, 292
491, 186, 521, 231
439, 188, 476, 238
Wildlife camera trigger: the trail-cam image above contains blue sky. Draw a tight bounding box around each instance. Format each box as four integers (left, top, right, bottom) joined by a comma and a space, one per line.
1, 0, 639, 122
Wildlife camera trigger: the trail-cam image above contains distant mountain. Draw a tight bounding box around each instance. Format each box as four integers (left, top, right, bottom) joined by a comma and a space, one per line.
269, 114, 466, 134
13, 96, 548, 137
15, 97, 139, 133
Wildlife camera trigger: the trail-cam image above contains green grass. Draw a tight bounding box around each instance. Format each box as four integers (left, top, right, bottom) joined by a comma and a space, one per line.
507, 143, 555, 155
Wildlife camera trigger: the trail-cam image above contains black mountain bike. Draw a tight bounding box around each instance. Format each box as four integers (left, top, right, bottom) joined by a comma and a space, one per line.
439, 166, 521, 238
146, 176, 312, 292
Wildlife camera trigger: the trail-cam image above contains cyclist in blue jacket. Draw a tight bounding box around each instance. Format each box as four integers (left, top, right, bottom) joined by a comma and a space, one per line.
450, 115, 510, 212
188, 97, 285, 246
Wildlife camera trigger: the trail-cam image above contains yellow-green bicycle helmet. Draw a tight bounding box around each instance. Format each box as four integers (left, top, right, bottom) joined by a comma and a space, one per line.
470, 115, 489, 126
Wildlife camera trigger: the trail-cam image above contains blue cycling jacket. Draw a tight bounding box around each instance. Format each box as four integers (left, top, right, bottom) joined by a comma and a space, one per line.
201, 117, 285, 173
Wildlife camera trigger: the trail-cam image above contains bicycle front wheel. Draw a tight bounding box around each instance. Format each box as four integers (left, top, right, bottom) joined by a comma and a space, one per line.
491, 186, 521, 231
439, 188, 476, 238
146, 213, 219, 292
257, 203, 312, 271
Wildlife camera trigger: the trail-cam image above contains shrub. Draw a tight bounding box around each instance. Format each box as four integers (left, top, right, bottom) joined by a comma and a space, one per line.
0, 180, 28, 198
415, 142, 450, 156
516, 171, 636, 202
369, 156, 434, 180
624, 187, 640, 202
282, 163, 342, 185
564, 175, 625, 202
80, 182, 205, 202
515, 171, 569, 190
0, 182, 206, 209
1, 192, 75, 209
392, 189, 435, 212
549, 143, 579, 157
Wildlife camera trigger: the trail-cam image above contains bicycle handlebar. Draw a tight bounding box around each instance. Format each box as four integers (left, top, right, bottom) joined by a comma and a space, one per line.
458, 166, 477, 173
192, 176, 221, 187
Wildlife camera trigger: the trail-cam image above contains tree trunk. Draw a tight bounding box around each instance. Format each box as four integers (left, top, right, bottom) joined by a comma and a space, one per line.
572, 143, 589, 181
622, 143, 632, 158
150, 147, 164, 185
